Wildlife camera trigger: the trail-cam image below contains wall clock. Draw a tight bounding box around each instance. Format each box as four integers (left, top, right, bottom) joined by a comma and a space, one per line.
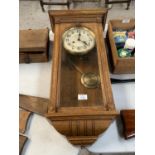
46, 9, 118, 145
62, 27, 96, 55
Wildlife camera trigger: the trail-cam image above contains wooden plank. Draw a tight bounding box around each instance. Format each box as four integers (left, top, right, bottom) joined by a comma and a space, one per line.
19, 135, 28, 155
19, 28, 49, 51
19, 28, 49, 63
19, 94, 49, 115
120, 109, 135, 139
19, 109, 32, 134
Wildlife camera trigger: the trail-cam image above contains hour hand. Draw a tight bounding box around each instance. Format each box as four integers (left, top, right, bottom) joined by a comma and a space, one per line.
81, 41, 88, 46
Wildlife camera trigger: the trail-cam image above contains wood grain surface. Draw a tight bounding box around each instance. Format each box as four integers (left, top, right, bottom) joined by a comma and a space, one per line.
120, 109, 135, 139
19, 135, 28, 155
19, 94, 49, 116
19, 52, 48, 63
49, 9, 107, 32
19, 28, 49, 63
19, 109, 32, 134
19, 28, 49, 51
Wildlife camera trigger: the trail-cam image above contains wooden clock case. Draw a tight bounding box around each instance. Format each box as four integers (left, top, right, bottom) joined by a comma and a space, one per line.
46, 9, 118, 145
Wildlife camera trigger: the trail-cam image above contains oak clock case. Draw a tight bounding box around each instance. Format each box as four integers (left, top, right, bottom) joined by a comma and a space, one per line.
46, 9, 118, 145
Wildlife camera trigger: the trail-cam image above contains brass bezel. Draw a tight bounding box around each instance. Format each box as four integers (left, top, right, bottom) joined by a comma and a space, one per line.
62, 27, 96, 55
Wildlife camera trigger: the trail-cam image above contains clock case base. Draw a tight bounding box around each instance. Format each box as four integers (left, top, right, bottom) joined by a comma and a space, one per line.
46, 109, 117, 145
47, 9, 118, 145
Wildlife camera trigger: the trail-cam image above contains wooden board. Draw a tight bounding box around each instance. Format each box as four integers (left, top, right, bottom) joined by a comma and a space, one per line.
19, 135, 28, 155
19, 28, 49, 51
19, 109, 32, 134
19, 52, 48, 63
120, 109, 135, 139
19, 94, 49, 116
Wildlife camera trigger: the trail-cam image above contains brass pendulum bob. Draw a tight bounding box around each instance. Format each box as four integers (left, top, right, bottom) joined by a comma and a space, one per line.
81, 72, 100, 88
67, 56, 100, 89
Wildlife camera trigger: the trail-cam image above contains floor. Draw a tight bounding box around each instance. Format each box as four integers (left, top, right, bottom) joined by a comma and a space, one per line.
19, 0, 135, 30
19, 1, 135, 155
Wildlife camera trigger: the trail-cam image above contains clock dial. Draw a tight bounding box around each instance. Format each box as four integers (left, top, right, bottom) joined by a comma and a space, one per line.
62, 27, 95, 55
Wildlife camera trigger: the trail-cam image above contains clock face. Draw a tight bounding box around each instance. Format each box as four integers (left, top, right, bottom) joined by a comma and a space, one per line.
62, 27, 95, 55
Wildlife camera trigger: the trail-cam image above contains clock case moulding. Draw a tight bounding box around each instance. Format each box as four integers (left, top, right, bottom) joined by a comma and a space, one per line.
46, 9, 118, 145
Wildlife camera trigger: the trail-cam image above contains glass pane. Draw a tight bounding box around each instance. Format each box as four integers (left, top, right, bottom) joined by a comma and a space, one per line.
60, 28, 104, 107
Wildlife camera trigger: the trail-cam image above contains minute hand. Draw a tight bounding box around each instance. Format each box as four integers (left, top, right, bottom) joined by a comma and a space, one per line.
78, 33, 81, 41
81, 41, 88, 46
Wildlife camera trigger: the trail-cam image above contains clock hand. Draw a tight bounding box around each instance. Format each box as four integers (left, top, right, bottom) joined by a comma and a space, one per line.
77, 32, 88, 46
78, 32, 81, 41
81, 41, 88, 46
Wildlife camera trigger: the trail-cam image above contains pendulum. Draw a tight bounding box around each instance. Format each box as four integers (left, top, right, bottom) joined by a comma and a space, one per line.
67, 57, 100, 88
81, 72, 100, 88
